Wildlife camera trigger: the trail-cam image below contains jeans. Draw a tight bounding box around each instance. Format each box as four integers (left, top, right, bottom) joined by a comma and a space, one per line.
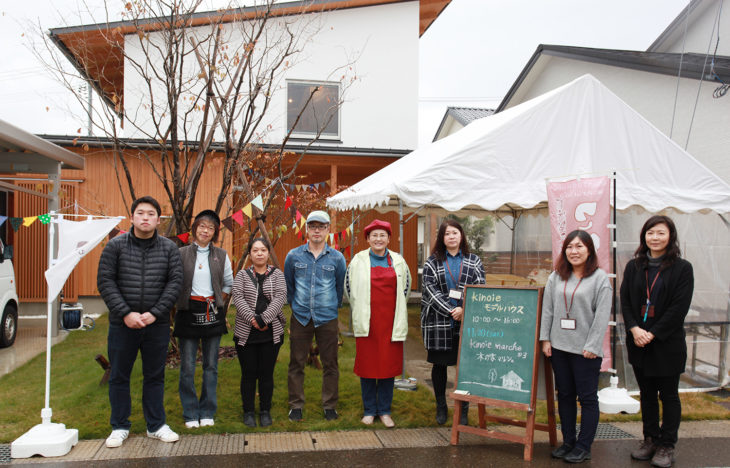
108, 322, 169, 432
178, 335, 221, 422
550, 348, 602, 451
361, 378, 394, 416
633, 366, 681, 448
288, 317, 339, 410
236, 340, 282, 413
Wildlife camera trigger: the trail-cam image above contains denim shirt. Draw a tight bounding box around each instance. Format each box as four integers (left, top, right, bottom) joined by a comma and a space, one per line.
284, 242, 346, 327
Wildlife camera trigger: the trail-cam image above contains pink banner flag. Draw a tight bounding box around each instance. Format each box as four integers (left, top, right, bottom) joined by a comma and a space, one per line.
547, 176, 612, 370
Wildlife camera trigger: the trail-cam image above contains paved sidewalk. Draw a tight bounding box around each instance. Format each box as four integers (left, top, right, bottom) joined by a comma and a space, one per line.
6, 420, 729, 465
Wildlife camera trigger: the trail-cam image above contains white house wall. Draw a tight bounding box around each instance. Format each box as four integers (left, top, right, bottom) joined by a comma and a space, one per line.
504, 56, 730, 183
123, 2, 418, 149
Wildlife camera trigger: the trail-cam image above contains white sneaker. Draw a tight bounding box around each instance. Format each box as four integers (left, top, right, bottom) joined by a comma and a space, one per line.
199, 418, 214, 427
146, 424, 179, 443
105, 429, 129, 448
185, 420, 200, 428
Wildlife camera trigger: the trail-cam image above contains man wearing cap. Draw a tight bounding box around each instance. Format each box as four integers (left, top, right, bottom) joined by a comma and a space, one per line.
284, 210, 346, 421
97, 196, 183, 448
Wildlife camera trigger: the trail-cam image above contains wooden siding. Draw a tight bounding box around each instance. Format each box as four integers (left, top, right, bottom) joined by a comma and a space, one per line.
14, 182, 78, 302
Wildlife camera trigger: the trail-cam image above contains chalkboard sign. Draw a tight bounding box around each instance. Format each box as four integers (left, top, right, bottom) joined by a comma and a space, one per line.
456, 286, 542, 405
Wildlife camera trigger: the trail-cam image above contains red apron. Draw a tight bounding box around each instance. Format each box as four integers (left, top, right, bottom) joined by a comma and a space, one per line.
353, 263, 403, 378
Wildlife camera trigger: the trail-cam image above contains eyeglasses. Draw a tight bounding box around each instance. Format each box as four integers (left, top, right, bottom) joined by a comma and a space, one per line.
198, 224, 216, 232
307, 224, 329, 231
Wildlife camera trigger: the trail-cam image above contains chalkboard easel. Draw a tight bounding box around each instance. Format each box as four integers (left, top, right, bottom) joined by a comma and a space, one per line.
449, 285, 557, 461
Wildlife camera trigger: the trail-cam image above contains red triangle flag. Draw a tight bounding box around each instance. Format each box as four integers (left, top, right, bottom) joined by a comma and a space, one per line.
284, 196, 293, 210
177, 232, 190, 243
344, 245, 351, 257
232, 210, 245, 226
295, 210, 302, 223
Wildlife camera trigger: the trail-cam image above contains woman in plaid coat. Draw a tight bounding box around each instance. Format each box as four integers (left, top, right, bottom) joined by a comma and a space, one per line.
421, 219, 485, 425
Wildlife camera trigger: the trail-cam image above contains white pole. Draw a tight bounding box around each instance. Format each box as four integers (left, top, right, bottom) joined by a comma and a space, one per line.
42, 212, 56, 422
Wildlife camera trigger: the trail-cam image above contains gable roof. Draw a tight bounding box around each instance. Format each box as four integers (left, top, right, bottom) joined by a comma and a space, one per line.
497, 44, 730, 112
647, 0, 710, 52
433, 106, 494, 141
48, 0, 450, 112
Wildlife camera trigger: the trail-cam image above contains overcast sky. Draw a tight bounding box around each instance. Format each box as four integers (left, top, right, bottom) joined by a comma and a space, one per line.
0, 0, 688, 146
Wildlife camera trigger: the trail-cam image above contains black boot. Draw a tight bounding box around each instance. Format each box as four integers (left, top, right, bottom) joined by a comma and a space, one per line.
436, 404, 448, 425
460, 402, 469, 425
243, 412, 256, 428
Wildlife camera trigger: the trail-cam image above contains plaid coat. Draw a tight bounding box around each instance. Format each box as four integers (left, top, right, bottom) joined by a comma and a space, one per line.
420, 253, 485, 351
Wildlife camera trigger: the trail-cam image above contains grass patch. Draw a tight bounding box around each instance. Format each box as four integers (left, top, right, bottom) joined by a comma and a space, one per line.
1, 305, 727, 443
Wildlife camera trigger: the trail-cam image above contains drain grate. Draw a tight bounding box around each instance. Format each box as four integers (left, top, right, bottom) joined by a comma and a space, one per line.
0, 444, 10, 463
557, 423, 636, 440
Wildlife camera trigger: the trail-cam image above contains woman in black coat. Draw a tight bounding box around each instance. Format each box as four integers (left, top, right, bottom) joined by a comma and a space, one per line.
620, 215, 694, 468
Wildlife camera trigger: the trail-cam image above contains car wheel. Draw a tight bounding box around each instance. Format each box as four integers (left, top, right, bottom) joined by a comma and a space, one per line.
0, 304, 17, 347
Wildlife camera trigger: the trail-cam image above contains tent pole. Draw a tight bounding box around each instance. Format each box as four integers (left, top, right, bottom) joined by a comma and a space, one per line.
612, 172, 617, 371
399, 200, 406, 381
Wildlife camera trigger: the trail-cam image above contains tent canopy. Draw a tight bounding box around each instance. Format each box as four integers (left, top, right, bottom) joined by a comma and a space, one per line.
327, 74, 730, 215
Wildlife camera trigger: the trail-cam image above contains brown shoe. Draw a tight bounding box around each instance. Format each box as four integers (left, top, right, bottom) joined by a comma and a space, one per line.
650, 446, 675, 468
631, 438, 657, 460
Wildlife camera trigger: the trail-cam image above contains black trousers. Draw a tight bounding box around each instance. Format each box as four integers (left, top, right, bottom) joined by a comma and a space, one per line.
236, 340, 282, 413
633, 366, 681, 448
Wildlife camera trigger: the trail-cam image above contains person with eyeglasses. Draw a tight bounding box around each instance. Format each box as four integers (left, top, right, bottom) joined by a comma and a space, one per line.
284, 210, 346, 422
173, 210, 233, 429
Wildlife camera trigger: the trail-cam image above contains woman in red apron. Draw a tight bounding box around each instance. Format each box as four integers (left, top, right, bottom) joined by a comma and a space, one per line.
346, 220, 411, 428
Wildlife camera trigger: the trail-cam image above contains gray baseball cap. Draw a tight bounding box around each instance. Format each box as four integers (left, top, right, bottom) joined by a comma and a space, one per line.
306, 210, 331, 224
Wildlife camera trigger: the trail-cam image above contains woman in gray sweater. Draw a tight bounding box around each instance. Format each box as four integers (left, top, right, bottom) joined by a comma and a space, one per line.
540, 230, 612, 464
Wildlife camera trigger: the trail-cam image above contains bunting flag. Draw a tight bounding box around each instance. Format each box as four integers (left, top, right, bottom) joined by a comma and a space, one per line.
23, 216, 37, 227
177, 232, 190, 243
328, 233, 334, 244
38, 213, 52, 225
344, 245, 351, 257
232, 210, 245, 226
299, 216, 306, 228
46, 216, 123, 301
295, 210, 302, 223
346, 225, 352, 237
284, 196, 293, 210
221, 216, 236, 233
108, 228, 120, 239
0, 216, 6, 227
296, 229, 303, 239
241, 204, 253, 219
251, 195, 264, 211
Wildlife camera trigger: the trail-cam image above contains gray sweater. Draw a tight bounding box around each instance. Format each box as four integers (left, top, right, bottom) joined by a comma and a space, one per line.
539, 268, 612, 357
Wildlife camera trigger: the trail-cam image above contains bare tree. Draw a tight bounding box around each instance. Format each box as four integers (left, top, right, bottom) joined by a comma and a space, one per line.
36, 0, 357, 256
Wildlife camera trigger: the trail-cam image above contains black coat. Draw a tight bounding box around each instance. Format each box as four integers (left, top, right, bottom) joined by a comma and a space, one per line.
97, 229, 183, 326
620, 257, 694, 376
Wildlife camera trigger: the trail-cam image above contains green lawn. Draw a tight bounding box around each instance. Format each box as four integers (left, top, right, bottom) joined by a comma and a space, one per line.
1, 306, 727, 443
0, 307, 438, 442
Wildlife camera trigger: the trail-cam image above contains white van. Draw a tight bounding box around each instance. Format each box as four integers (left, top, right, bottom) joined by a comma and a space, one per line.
0, 239, 18, 347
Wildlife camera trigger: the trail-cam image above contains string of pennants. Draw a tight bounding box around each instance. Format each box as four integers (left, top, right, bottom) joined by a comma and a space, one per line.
8, 177, 355, 255
246, 169, 330, 193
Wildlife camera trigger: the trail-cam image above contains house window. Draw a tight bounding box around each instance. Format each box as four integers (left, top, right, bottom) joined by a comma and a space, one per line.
287, 81, 340, 139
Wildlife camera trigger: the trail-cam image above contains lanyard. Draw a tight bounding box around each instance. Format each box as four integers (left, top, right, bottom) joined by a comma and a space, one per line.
644, 270, 661, 321
445, 256, 463, 287
563, 276, 583, 318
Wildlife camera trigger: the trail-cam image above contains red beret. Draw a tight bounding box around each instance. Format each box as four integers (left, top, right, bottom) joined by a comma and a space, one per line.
363, 219, 392, 238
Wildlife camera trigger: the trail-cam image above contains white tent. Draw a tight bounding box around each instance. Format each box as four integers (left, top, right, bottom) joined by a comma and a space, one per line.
327, 74, 730, 388
328, 74, 730, 214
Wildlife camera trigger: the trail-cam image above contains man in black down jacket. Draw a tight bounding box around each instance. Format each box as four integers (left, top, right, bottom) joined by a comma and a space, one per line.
97, 196, 183, 448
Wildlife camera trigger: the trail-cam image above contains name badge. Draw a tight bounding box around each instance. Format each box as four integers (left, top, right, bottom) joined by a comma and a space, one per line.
641, 305, 655, 318
449, 289, 462, 300
560, 318, 576, 330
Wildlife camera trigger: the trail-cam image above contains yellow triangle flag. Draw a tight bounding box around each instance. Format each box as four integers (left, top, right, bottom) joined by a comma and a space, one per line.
23, 216, 37, 227
242, 204, 253, 219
